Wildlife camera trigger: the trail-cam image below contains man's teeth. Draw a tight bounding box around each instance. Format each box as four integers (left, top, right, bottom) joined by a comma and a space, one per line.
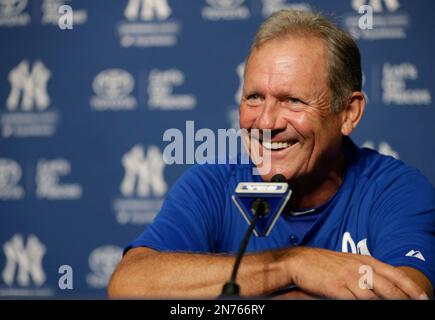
262, 141, 295, 150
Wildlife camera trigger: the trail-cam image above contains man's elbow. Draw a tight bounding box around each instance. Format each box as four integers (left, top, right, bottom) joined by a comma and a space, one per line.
107, 261, 140, 299
107, 248, 159, 299
107, 267, 128, 299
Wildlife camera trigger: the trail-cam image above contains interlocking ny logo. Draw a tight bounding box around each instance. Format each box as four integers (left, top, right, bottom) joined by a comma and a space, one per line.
6, 60, 51, 112
124, 0, 171, 21
120, 145, 167, 197
341, 232, 371, 256
2, 234, 46, 287
352, 0, 400, 12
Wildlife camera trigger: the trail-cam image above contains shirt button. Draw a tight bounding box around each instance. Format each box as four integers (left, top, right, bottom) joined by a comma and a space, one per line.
290, 235, 298, 245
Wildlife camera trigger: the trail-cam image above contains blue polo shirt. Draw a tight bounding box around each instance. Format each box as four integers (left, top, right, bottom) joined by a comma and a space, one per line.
125, 137, 435, 287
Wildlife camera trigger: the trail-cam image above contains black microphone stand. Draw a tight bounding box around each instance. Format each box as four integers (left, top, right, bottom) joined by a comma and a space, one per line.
220, 174, 286, 298
221, 199, 267, 297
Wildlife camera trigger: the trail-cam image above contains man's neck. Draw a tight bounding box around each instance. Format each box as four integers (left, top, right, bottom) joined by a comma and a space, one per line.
288, 151, 347, 210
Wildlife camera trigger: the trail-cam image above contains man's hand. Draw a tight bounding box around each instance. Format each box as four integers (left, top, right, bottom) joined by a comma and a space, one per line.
283, 247, 429, 300
272, 289, 319, 300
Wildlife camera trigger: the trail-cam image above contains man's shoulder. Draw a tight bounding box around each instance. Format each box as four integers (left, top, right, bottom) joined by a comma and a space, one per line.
349, 140, 435, 200
354, 145, 410, 180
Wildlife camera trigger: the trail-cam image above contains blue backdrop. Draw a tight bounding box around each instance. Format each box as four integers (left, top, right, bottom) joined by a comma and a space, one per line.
0, 0, 434, 298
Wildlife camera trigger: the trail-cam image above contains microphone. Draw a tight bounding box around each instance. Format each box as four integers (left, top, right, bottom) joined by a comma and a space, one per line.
271, 174, 286, 183
221, 174, 292, 297
232, 173, 291, 237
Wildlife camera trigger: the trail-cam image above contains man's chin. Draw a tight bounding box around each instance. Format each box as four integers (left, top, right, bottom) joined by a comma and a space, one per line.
257, 166, 294, 182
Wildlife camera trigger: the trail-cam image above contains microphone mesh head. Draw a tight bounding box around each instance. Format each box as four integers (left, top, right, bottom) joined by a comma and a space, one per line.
271, 174, 286, 183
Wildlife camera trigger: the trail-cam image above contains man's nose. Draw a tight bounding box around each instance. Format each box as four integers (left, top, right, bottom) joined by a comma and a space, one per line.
256, 98, 280, 129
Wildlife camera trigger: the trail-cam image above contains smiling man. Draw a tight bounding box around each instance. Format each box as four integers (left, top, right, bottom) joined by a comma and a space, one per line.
240, 34, 349, 209
108, 10, 435, 299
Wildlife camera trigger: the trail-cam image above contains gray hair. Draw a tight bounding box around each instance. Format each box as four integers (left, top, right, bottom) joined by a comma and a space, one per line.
248, 10, 362, 113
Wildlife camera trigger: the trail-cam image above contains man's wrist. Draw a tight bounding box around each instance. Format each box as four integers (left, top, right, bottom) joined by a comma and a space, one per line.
273, 246, 303, 286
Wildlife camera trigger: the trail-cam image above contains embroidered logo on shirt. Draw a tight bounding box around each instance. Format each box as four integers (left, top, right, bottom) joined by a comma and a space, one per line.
405, 250, 426, 262
341, 232, 371, 256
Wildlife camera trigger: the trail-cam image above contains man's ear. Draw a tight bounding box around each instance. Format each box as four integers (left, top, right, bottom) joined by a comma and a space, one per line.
340, 92, 366, 136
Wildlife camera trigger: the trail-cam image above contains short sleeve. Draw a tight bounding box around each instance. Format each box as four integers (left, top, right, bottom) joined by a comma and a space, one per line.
124, 164, 227, 254
370, 168, 435, 288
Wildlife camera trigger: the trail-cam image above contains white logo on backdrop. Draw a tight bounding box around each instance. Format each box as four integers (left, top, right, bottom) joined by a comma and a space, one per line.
382, 63, 431, 105
1, 60, 59, 138
361, 72, 370, 104
202, 0, 250, 20
227, 62, 244, 130
261, 0, 311, 17
148, 69, 196, 110
118, 0, 180, 48
7, 60, 51, 112
114, 145, 167, 225
0, 158, 24, 200
0, 0, 27, 15
352, 0, 400, 12
41, 0, 88, 26
0, 234, 53, 297
0, 0, 30, 26
36, 158, 83, 200
90, 69, 137, 111
344, 0, 409, 40
362, 141, 399, 159
124, 0, 171, 21
120, 145, 167, 197
234, 62, 244, 104
206, 0, 245, 9
2, 234, 46, 287
86, 246, 122, 289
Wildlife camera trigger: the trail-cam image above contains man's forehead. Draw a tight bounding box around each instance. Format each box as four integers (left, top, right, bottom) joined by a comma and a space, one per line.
246, 37, 326, 72
245, 52, 326, 84
243, 39, 330, 98
271, 57, 296, 71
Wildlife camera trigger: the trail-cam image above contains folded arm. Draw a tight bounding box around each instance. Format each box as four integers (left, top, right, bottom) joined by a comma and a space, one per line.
108, 246, 431, 299
108, 246, 292, 298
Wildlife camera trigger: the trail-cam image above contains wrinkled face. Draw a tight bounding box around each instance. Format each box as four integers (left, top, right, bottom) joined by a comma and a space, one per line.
240, 36, 344, 182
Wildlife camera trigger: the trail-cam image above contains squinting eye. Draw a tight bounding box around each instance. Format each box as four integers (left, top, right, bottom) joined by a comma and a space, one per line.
284, 97, 306, 111
244, 93, 263, 105
287, 97, 301, 104
247, 94, 260, 101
